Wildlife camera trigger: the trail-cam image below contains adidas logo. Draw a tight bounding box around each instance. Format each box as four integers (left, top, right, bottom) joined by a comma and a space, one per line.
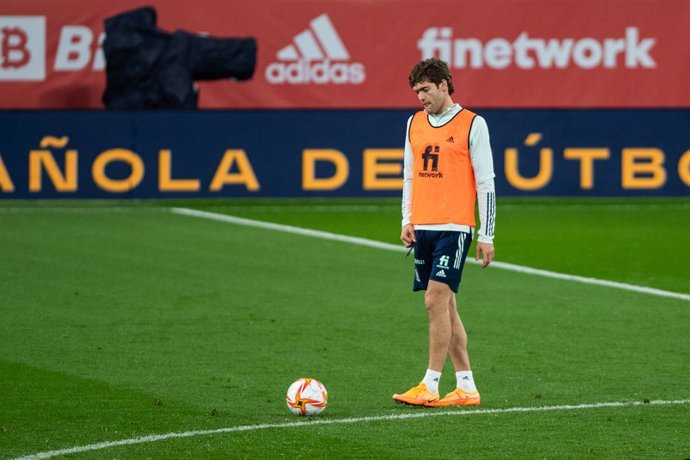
265, 14, 366, 85
446, 136, 455, 143
435, 269, 447, 278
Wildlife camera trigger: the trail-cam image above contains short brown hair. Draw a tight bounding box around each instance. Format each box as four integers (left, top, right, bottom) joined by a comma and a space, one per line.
408, 58, 455, 95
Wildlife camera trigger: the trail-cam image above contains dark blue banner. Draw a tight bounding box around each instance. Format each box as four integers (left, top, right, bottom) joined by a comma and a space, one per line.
1, 110, 689, 198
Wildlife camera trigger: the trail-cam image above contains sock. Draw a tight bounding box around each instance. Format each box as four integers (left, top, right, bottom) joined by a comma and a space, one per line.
422, 369, 442, 394
456, 371, 478, 393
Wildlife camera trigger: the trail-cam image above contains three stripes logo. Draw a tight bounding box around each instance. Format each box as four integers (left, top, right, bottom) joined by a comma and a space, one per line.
265, 14, 365, 85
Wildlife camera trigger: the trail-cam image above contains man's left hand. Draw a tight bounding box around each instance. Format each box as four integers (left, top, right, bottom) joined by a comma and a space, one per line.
475, 242, 495, 268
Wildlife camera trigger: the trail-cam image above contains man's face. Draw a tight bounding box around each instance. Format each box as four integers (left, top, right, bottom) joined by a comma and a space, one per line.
412, 79, 448, 115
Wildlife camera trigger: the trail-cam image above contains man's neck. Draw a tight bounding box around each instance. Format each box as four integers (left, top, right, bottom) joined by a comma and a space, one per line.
434, 98, 455, 115
432, 101, 457, 116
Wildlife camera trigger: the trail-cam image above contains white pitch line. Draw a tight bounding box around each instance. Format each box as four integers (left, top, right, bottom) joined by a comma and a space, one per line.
170, 208, 690, 302
15, 399, 690, 460
0, 207, 168, 213
171, 207, 403, 252
488, 260, 690, 301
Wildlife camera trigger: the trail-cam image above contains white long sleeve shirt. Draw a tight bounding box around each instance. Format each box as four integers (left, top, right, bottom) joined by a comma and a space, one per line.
402, 103, 496, 243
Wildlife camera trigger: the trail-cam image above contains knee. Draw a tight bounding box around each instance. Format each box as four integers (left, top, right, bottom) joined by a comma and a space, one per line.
424, 291, 446, 315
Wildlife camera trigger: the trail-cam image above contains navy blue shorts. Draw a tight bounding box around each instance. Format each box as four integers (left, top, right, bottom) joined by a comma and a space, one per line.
413, 230, 472, 293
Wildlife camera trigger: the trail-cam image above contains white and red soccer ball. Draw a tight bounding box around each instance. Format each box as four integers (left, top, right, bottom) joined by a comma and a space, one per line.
286, 377, 328, 416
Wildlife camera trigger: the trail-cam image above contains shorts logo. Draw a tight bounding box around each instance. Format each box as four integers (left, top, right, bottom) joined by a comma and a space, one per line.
435, 269, 447, 278
265, 14, 366, 85
0, 16, 45, 81
438, 255, 450, 268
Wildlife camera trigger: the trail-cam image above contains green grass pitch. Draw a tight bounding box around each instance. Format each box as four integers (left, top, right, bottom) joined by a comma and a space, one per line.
0, 198, 688, 458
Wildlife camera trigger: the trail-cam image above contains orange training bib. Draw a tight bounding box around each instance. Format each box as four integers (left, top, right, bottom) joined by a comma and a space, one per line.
409, 108, 477, 226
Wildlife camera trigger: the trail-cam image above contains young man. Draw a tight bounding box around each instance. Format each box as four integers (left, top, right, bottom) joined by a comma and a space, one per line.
393, 58, 496, 407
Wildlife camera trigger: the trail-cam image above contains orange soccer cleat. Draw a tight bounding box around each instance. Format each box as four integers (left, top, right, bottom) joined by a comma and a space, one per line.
425, 388, 480, 407
392, 383, 440, 406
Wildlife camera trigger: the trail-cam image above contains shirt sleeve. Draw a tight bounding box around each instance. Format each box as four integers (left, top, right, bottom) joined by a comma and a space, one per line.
401, 115, 414, 227
476, 179, 496, 243
470, 115, 496, 243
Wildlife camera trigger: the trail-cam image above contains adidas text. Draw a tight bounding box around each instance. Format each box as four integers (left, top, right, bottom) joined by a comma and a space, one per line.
266, 60, 365, 84
266, 13, 366, 85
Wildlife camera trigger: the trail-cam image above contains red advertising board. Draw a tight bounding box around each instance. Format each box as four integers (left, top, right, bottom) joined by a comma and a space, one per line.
1, 0, 689, 109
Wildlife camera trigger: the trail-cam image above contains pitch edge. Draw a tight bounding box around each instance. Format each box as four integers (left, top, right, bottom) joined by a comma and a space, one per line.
16, 399, 690, 459
170, 208, 690, 302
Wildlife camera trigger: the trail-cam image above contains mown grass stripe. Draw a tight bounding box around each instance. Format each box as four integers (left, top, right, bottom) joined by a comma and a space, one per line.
16, 399, 690, 460
171, 208, 690, 302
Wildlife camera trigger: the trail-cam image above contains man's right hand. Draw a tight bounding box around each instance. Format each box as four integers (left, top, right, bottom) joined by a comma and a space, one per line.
400, 224, 416, 248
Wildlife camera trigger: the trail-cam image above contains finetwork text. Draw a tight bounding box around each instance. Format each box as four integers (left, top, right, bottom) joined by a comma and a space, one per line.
418, 27, 656, 69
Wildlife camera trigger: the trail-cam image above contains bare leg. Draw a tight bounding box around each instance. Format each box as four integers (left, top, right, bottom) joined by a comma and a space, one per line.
447, 294, 471, 371
424, 280, 454, 371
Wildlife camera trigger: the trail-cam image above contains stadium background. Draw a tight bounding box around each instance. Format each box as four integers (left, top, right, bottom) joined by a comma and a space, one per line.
1, 0, 689, 198
2, 2, 690, 459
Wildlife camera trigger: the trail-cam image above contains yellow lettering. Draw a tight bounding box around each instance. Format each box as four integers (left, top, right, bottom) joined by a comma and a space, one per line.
621, 148, 666, 189
302, 149, 349, 191
678, 149, 690, 187
39, 136, 68, 149
524, 133, 542, 146
92, 149, 144, 192
0, 155, 15, 192
209, 149, 260, 191
158, 150, 200, 192
363, 149, 403, 190
504, 147, 553, 190
29, 150, 78, 192
563, 148, 610, 189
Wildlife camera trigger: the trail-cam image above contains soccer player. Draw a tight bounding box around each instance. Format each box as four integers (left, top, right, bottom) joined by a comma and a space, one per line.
393, 58, 496, 407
